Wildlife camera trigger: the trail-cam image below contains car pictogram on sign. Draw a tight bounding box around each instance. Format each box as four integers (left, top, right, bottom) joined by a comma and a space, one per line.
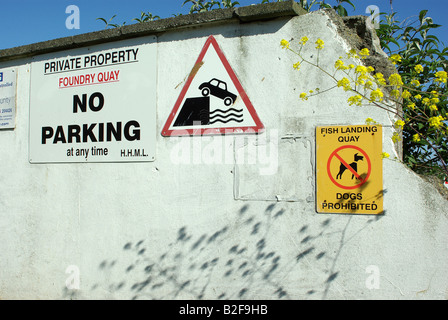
199, 78, 237, 106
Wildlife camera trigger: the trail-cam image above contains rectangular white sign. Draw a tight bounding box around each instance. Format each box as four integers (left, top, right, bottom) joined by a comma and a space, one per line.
29, 37, 157, 163
0, 68, 16, 129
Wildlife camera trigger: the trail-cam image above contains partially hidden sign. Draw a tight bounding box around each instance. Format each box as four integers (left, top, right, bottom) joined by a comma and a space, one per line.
0, 68, 16, 129
162, 35, 264, 136
29, 37, 157, 163
316, 125, 383, 214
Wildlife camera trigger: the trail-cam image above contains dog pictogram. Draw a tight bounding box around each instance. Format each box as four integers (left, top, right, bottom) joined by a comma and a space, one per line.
327, 145, 371, 190
336, 153, 364, 180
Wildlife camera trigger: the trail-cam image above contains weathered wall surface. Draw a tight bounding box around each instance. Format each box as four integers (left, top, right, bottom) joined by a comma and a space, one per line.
0, 3, 447, 300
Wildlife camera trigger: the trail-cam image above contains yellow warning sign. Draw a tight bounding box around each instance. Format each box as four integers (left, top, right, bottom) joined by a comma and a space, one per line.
316, 125, 383, 214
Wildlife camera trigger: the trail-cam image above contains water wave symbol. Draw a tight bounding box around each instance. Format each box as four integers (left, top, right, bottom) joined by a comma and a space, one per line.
209, 108, 244, 125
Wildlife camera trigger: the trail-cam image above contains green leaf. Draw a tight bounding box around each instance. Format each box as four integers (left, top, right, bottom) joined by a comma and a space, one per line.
340, 0, 355, 10
419, 10, 428, 24
335, 5, 348, 17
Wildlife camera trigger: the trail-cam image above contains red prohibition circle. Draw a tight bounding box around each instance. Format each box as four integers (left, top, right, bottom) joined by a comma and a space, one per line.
327, 145, 371, 190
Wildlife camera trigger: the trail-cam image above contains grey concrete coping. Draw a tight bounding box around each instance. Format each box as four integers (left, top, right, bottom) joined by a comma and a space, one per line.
0, 1, 306, 63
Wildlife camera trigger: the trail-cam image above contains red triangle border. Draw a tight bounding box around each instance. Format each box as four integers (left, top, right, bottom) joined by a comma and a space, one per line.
161, 35, 264, 137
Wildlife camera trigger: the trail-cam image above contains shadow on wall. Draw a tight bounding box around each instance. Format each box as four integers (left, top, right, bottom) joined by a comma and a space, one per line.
63, 203, 381, 300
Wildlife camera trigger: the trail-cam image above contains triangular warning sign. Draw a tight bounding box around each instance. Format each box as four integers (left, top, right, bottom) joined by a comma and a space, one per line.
162, 35, 264, 137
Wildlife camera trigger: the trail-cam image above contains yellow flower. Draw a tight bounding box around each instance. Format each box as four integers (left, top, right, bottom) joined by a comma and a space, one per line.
348, 64, 355, 69
414, 94, 422, 100
412, 134, 421, 142
389, 73, 403, 87
428, 115, 445, 128
315, 38, 325, 50
414, 64, 424, 73
435, 70, 447, 83
337, 77, 351, 91
347, 49, 359, 59
359, 48, 370, 58
280, 39, 290, 49
422, 97, 430, 105
365, 117, 377, 125
389, 54, 402, 65
348, 95, 363, 106
394, 120, 405, 129
429, 104, 438, 111
299, 36, 309, 45
367, 66, 375, 73
300, 92, 308, 101
374, 72, 386, 85
293, 61, 301, 70
334, 59, 346, 70
410, 79, 421, 87
431, 97, 440, 104
365, 80, 373, 89
392, 132, 401, 143
356, 74, 368, 85
390, 89, 400, 99
374, 72, 384, 79
355, 65, 367, 74
408, 102, 416, 110
381, 152, 390, 159
370, 88, 384, 102
401, 90, 411, 99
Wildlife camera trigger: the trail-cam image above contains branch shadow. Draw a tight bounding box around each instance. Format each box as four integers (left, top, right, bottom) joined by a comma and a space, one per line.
65, 202, 379, 300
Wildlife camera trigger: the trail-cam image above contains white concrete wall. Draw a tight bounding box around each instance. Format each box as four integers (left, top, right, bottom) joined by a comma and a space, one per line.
0, 10, 447, 300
